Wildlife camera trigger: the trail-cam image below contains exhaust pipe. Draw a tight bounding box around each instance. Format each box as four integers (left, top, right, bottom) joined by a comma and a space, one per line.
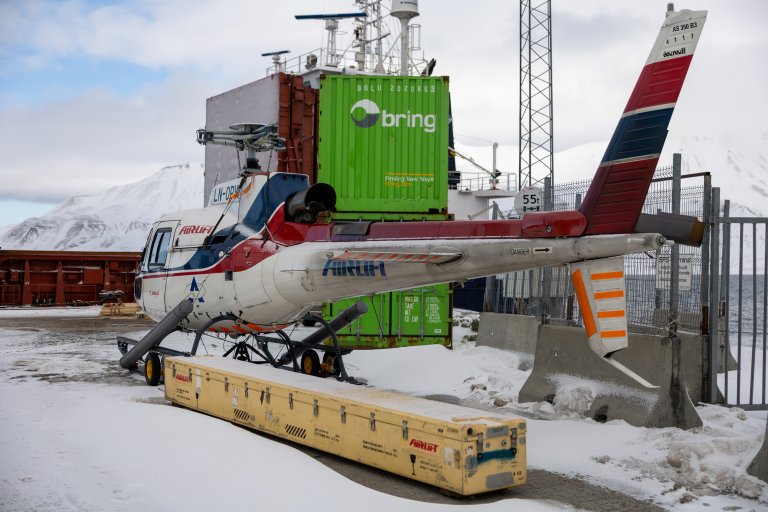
118, 299, 193, 369
285, 183, 336, 223
300, 301, 368, 347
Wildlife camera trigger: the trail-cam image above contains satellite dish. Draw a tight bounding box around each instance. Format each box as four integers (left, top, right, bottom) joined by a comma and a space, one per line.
422, 58, 436, 76
228, 123, 267, 134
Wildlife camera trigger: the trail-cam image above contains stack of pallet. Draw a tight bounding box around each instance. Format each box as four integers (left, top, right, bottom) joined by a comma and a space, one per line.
99, 302, 144, 317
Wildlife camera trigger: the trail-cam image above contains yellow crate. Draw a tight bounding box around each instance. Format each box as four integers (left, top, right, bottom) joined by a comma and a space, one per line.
99, 302, 141, 317
164, 356, 526, 495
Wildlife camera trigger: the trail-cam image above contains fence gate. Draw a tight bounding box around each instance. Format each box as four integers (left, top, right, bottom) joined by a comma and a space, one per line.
707, 191, 768, 409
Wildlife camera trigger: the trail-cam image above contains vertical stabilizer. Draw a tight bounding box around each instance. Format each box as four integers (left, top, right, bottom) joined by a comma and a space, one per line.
579, 9, 707, 235
570, 257, 629, 357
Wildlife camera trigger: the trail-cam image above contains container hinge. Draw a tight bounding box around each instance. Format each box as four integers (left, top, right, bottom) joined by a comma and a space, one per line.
402, 420, 408, 440
172, 364, 176, 378
266, 387, 271, 404
188, 368, 192, 382
313, 399, 319, 417
289, 393, 294, 410
476, 433, 484, 460
510, 428, 518, 454
244, 382, 249, 398
224, 377, 229, 392
370, 413, 376, 432
340, 406, 346, 424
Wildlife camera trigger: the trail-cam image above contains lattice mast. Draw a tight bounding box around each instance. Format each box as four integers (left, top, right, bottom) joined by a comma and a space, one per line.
519, 0, 554, 191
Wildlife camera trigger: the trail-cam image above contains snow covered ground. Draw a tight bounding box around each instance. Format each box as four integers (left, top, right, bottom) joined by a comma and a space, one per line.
0, 307, 766, 511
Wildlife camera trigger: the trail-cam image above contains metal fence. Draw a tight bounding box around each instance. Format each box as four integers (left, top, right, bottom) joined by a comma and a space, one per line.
486, 163, 709, 336
707, 192, 768, 409
483, 157, 768, 409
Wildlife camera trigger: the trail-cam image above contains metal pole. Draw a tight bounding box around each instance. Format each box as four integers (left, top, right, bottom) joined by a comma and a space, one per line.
542, 176, 553, 320
699, 174, 711, 401
737, 222, 744, 404
721, 200, 731, 402
707, 187, 721, 403
655, 208, 664, 311
399, 18, 409, 76
669, 154, 681, 332
750, 222, 758, 404
483, 202, 500, 312
763, 223, 767, 406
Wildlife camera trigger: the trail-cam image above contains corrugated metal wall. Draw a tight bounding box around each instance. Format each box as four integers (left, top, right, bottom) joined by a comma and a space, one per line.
0, 251, 140, 306
317, 75, 449, 215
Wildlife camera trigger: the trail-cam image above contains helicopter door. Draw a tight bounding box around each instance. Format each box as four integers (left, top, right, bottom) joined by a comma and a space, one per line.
140, 221, 178, 316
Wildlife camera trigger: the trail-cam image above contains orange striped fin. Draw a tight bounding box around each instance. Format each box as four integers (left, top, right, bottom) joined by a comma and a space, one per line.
594, 290, 624, 300
600, 330, 627, 338
591, 271, 624, 280
571, 269, 597, 338
597, 310, 625, 319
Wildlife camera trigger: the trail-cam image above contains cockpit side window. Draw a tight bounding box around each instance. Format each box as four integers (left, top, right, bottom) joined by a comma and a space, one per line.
148, 228, 172, 269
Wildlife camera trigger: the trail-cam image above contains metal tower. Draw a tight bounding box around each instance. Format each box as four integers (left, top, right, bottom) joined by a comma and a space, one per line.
519, 0, 553, 191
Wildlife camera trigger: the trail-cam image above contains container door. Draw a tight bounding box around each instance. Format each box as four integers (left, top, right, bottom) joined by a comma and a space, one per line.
393, 284, 452, 346
324, 293, 391, 348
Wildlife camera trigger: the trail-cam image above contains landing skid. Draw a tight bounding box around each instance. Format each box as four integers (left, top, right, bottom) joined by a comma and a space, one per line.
117, 301, 368, 386
190, 313, 356, 382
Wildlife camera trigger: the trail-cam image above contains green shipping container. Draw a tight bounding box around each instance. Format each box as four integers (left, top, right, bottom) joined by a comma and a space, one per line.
323, 283, 452, 350
317, 75, 450, 215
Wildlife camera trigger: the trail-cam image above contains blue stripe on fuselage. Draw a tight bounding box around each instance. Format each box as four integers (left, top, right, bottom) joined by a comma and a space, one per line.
149, 174, 310, 275
601, 107, 673, 164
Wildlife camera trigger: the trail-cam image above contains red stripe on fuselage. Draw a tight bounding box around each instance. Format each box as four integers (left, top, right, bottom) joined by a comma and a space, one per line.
623, 55, 693, 113
142, 211, 587, 281
141, 238, 279, 280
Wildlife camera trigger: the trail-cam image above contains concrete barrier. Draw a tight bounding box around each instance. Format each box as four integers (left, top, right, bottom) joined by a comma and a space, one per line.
479, 313, 709, 403
612, 331, 705, 403
748, 419, 768, 482
477, 313, 539, 355
716, 317, 740, 373
518, 324, 702, 429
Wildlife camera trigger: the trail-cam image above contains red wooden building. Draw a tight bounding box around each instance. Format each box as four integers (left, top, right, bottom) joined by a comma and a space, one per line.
0, 250, 141, 306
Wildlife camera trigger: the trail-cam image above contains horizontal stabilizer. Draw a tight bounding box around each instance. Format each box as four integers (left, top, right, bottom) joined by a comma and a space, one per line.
326, 250, 463, 264
635, 212, 704, 246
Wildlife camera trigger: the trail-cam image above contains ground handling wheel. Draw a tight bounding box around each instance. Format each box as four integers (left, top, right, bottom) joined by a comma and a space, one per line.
322, 352, 342, 377
300, 350, 321, 376
144, 352, 162, 386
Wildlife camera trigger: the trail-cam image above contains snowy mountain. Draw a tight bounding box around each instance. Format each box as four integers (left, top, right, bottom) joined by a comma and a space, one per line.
456, 131, 768, 272
456, 131, 768, 218
0, 163, 203, 252
1, 131, 764, 256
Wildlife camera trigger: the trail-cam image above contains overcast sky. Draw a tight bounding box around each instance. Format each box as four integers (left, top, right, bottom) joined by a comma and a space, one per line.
1, 0, 766, 226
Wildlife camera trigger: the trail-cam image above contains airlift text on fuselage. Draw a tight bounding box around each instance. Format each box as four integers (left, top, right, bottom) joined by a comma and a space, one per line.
322, 260, 387, 277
